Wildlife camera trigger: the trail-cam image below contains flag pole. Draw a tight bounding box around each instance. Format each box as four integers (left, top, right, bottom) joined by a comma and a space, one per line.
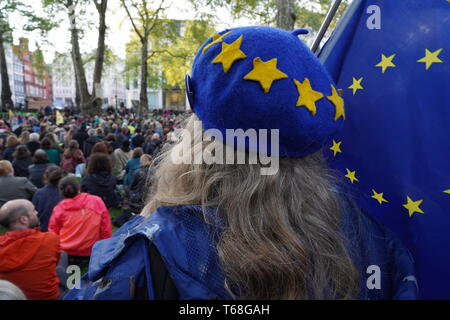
311, 0, 343, 55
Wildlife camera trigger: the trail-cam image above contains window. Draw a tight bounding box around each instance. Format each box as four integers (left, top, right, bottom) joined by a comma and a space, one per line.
148, 92, 159, 109
163, 89, 185, 110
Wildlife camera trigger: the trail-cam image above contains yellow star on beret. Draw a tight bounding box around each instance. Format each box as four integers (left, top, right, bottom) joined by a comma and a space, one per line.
202, 31, 233, 54
212, 35, 247, 73
243, 57, 288, 93
294, 78, 324, 116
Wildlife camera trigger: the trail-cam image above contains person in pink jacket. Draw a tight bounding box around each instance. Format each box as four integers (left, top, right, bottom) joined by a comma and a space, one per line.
48, 176, 112, 269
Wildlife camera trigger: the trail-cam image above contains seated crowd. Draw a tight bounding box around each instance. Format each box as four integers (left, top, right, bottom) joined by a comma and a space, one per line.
0, 109, 188, 299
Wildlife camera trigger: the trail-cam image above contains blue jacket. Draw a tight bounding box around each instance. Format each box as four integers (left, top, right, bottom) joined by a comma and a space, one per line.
124, 158, 140, 186
64, 196, 418, 300
32, 185, 63, 232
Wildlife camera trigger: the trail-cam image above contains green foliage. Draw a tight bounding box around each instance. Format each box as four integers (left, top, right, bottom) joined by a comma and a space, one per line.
52, 52, 72, 74
42, 0, 98, 41
124, 35, 141, 88
0, 0, 55, 42
188, 0, 349, 32
296, 0, 350, 31
32, 45, 47, 80
125, 19, 215, 90
83, 46, 118, 67
159, 20, 215, 88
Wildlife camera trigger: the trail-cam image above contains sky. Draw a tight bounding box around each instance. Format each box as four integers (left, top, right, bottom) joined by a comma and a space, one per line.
11, 0, 253, 63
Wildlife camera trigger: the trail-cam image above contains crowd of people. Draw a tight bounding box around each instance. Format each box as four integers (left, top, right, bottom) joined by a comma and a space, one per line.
0, 107, 189, 299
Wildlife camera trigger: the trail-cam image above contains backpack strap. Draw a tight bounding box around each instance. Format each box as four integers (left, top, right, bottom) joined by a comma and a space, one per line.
147, 243, 179, 300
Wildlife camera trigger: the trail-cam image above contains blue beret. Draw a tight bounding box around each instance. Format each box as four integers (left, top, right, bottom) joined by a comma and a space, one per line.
186, 26, 345, 157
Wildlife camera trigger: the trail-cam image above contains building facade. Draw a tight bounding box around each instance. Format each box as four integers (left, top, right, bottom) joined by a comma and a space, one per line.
52, 54, 129, 110
126, 77, 163, 111
12, 45, 26, 108
20, 38, 52, 110
0, 43, 26, 109
98, 60, 128, 109
52, 53, 76, 108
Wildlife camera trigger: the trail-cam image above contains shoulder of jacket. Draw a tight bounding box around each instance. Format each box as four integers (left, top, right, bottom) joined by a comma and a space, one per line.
44, 231, 60, 243
87, 206, 205, 280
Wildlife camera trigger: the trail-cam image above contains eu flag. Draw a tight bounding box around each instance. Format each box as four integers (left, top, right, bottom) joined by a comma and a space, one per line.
319, 0, 450, 299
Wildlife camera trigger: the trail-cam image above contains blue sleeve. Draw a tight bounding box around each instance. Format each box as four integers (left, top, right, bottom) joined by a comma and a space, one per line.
385, 229, 419, 299
63, 236, 154, 300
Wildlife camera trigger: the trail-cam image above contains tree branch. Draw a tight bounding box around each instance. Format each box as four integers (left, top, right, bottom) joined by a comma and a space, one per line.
146, 49, 190, 61
121, 0, 143, 40
131, 1, 146, 29
145, 0, 166, 36
93, 0, 100, 10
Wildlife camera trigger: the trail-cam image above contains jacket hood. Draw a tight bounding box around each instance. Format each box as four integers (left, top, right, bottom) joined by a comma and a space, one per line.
85, 136, 98, 143
58, 192, 90, 211
87, 173, 115, 187
0, 228, 44, 272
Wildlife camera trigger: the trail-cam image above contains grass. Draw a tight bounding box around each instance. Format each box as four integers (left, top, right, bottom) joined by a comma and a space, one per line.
109, 208, 123, 233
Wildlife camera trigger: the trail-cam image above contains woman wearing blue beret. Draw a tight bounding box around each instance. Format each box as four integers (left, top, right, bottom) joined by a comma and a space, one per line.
65, 26, 418, 300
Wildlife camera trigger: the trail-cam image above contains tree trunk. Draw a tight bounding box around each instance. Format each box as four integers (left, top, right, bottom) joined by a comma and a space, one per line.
0, 32, 14, 110
276, 0, 296, 30
74, 65, 80, 109
67, 0, 93, 115
92, 0, 107, 100
139, 38, 149, 117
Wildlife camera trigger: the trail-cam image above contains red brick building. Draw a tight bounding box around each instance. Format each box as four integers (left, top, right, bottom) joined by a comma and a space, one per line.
20, 38, 53, 110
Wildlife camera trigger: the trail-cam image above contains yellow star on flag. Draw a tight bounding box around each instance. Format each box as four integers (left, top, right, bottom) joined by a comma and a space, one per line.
293, 78, 323, 115
417, 48, 443, 70
371, 189, 389, 204
212, 35, 247, 73
345, 168, 359, 183
202, 31, 233, 54
348, 77, 364, 95
243, 57, 288, 93
376, 54, 396, 73
403, 196, 425, 217
327, 85, 345, 120
330, 140, 342, 157
443, 189, 450, 194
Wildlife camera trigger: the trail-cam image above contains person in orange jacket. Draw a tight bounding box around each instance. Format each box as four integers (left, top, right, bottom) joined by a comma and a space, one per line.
0, 199, 61, 300
48, 176, 112, 268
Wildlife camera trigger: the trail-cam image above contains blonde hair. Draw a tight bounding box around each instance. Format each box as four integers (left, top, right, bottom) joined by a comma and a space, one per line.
0, 160, 13, 176
143, 115, 359, 299
19, 130, 30, 144
140, 154, 153, 167
5, 135, 19, 148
